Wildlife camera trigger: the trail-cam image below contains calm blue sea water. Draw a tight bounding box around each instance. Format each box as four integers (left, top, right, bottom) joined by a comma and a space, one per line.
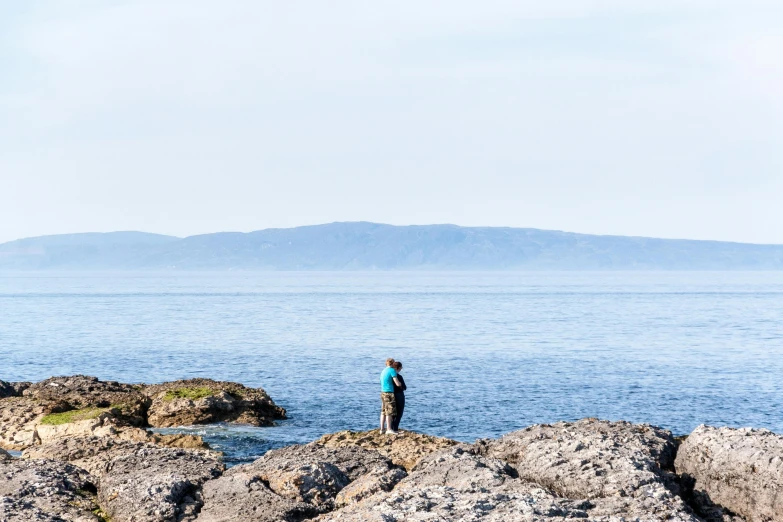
1, 271, 782, 464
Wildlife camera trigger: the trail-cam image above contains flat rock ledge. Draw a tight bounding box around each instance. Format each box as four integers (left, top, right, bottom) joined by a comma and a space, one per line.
316, 429, 458, 470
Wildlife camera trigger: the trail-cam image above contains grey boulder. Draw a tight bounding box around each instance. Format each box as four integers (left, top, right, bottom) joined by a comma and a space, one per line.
0, 457, 103, 521
676, 424, 783, 522
197, 442, 401, 521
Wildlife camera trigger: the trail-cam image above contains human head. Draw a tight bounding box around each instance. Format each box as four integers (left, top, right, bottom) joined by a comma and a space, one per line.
386, 358, 395, 367
393, 361, 402, 372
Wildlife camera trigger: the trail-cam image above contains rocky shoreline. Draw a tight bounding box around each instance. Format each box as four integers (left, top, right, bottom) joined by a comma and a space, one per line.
1, 376, 779, 521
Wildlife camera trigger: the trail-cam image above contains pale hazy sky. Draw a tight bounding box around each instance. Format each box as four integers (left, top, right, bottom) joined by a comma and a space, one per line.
1, 1, 782, 244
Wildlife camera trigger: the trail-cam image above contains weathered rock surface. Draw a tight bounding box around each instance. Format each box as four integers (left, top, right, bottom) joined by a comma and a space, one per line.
98, 444, 224, 522
1, 375, 278, 454
316, 447, 587, 521
197, 442, 402, 521
334, 465, 407, 507
1, 376, 153, 450
319, 445, 701, 521
676, 425, 783, 522
197, 464, 315, 522
0, 448, 10, 461
316, 429, 458, 470
475, 418, 680, 500
0, 456, 103, 521
144, 378, 287, 427
23, 435, 219, 475
23, 435, 224, 522
0, 380, 30, 398
25, 375, 150, 426
0, 396, 48, 450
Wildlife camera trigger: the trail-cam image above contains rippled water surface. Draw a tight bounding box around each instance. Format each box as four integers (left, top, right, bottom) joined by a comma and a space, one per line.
2, 271, 782, 464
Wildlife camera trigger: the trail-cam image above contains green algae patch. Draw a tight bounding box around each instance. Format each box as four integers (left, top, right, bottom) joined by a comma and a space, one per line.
40, 407, 109, 425
93, 507, 112, 522
162, 387, 213, 401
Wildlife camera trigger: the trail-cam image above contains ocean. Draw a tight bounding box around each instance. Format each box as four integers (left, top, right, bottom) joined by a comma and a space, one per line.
1, 271, 781, 464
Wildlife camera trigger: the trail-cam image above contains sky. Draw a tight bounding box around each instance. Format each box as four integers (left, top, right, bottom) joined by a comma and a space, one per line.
1, 1, 782, 244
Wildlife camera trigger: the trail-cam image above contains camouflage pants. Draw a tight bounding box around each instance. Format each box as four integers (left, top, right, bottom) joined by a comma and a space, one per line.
380, 392, 397, 417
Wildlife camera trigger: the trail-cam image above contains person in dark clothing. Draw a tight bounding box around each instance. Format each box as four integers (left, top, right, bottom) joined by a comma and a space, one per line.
391, 361, 406, 431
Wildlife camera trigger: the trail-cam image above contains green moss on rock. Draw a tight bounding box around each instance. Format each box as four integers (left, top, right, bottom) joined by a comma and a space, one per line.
40, 407, 109, 425
162, 387, 214, 401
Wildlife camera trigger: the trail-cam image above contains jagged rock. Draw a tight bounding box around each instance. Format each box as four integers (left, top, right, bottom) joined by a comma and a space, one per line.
472, 419, 699, 521
97, 444, 224, 522
24, 375, 150, 426
0, 380, 30, 398
23, 435, 220, 476
23, 435, 223, 521
2, 375, 269, 453
316, 429, 458, 470
0, 457, 102, 521
676, 425, 783, 522
197, 442, 400, 521
196, 464, 316, 522
24, 436, 153, 475
0, 396, 48, 450
144, 378, 286, 427
319, 446, 700, 521
334, 465, 407, 507
475, 418, 682, 499
0, 448, 10, 461
316, 447, 591, 521
153, 432, 213, 450
36, 410, 121, 444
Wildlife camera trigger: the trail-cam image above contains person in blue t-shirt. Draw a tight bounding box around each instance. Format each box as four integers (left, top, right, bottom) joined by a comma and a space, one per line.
380, 358, 403, 435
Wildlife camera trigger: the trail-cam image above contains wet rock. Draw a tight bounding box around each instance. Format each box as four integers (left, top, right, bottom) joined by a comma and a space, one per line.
197, 442, 399, 521
316, 429, 458, 470
0, 456, 102, 521
24, 375, 150, 426
676, 424, 783, 522
475, 418, 681, 499
144, 378, 286, 428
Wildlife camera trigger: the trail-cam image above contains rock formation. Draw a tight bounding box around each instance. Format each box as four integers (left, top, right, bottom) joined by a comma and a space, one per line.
25, 375, 150, 426
0, 456, 104, 521
144, 378, 287, 427
319, 423, 701, 522
475, 418, 683, 496
197, 442, 403, 521
4, 376, 782, 521
0, 380, 30, 399
0, 375, 286, 453
676, 425, 783, 522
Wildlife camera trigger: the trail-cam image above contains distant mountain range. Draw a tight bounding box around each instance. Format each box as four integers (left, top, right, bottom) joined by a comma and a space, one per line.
1, 222, 782, 270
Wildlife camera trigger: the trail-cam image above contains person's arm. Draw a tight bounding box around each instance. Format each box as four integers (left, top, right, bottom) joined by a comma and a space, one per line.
393, 377, 402, 387
398, 375, 407, 391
